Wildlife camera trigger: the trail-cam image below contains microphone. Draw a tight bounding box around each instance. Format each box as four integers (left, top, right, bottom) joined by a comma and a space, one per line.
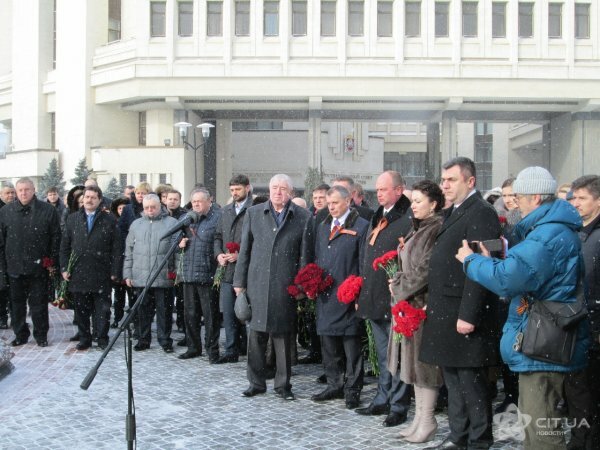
160, 211, 201, 239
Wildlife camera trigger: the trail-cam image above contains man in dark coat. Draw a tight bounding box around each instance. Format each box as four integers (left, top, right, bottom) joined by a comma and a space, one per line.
177, 188, 222, 361
165, 189, 187, 333
60, 186, 121, 350
234, 174, 310, 401
0, 177, 61, 347
0, 182, 15, 329
355, 170, 413, 427
420, 157, 501, 450
309, 185, 369, 409
213, 174, 251, 363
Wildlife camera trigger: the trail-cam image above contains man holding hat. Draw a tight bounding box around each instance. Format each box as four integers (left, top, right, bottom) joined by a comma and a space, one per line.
457, 166, 590, 450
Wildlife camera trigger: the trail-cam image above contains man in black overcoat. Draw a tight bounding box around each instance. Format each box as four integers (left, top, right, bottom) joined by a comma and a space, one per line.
60, 186, 121, 350
355, 170, 413, 427
234, 174, 310, 401
213, 174, 251, 363
309, 185, 369, 409
420, 157, 501, 450
0, 178, 61, 347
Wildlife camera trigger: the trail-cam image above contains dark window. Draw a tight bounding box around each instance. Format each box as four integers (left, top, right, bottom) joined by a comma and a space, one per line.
321, 1, 337, 36
348, 1, 364, 36
235, 1, 250, 36
207, 2, 223, 36
292, 1, 307, 36
50, 113, 56, 150
548, 3, 562, 38
518, 2, 534, 38
150, 1, 166, 37
377, 1, 393, 37
178, 1, 193, 36
232, 121, 284, 131
119, 173, 128, 187
159, 173, 167, 184
140, 173, 147, 183
575, 3, 590, 39
264, 1, 279, 36
384, 152, 426, 188
109, 0, 121, 42
492, 2, 506, 38
138, 112, 146, 146
462, 2, 478, 37
474, 123, 493, 191
405, 1, 421, 37
435, 2, 449, 37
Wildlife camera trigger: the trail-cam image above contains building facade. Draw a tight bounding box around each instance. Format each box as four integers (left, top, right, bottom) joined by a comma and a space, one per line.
0, 0, 598, 202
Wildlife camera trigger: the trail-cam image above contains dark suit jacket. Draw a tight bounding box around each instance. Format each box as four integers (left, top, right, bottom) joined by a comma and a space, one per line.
419, 191, 501, 368
213, 199, 249, 284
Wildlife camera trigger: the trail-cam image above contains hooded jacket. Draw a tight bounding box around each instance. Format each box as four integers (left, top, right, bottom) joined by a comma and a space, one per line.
464, 199, 589, 372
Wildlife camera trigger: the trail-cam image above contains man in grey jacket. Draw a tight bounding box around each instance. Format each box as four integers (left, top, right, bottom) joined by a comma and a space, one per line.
123, 194, 178, 353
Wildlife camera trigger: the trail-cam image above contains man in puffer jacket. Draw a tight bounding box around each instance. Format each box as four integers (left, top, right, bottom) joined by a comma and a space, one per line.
177, 188, 222, 362
457, 166, 590, 450
123, 194, 178, 353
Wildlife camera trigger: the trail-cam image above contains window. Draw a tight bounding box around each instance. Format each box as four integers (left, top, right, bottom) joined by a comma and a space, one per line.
292, 1, 307, 36
435, 2, 449, 37
384, 152, 426, 188
235, 1, 250, 36
50, 113, 56, 150
518, 3, 534, 38
377, 1, 393, 37
348, 1, 364, 36
150, 1, 166, 37
53, 0, 56, 68
575, 3, 590, 39
474, 123, 493, 191
405, 2, 421, 37
492, 2, 506, 38
548, 3, 562, 38
108, 0, 121, 42
462, 2, 478, 37
138, 112, 146, 146
207, 2, 223, 36
264, 1, 279, 36
139, 173, 147, 183
178, 1, 193, 36
321, 1, 336, 36
119, 174, 128, 187
159, 173, 167, 184
232, 121, 284, 131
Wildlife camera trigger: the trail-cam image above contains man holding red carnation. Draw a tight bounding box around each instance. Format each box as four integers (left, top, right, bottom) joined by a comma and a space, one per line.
355, 171, 413, 427
234, 174, 310, 401
306, 185, 369, 409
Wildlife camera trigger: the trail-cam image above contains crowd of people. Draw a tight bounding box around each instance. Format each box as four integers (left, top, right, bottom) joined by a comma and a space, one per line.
0, 156, 598, 450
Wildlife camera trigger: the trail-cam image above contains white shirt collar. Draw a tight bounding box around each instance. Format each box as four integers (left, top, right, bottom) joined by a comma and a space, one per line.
331, 209, 351, 230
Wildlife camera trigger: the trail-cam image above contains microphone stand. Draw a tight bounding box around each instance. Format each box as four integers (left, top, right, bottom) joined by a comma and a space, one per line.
80, 230, 184, 450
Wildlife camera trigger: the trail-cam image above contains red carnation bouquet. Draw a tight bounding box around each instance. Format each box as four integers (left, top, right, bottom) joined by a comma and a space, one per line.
391, 300, 427, 342
288, 263, 334, 300
213, 241, 241, 288
372, 250, 399, 278
337, 275, 363, 304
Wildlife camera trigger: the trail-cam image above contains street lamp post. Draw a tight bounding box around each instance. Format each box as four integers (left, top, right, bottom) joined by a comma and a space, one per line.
174, 121, 215, 186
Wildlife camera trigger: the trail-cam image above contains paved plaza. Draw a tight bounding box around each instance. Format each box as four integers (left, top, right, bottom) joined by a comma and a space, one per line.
0, 306, 523, 449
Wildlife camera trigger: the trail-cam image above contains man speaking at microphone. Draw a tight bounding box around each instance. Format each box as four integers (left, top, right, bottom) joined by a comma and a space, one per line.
123, 194, 179, 353
177, 188, 222, 361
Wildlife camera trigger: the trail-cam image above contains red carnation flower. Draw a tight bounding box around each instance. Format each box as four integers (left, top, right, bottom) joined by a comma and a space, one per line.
337, 275, 363, 304
167, 271, 177, 280
287, 285, 302, 297
391, 300, 427, 339
42, 257, 55, 269
225, 242, 240, 253
289, 263, 333, 300
498, 216, 507, 224
372, 250, 399, 278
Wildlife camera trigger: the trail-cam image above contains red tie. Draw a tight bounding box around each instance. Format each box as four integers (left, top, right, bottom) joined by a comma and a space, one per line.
329, 219, 341, 240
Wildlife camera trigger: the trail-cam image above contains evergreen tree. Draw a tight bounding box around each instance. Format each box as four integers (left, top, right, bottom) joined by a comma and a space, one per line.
71, 158, 91, 185
38, 158, 66, 197
303, 167, 324, 203
103, 177, 122, 199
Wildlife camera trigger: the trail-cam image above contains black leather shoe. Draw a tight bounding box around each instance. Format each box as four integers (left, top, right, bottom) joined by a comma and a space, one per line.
110, 320, 119, 329
134, 342, 150, 351
178, 351, 201, 360
162, 344, 174, 353
242, 386, 266, 397
177, 338, 187, 347
69, 333, 80, 342
76, 342, 91, 350
316, 373, 327, 384
298, 353, 322, 364
383, 411, 407, 427
10, 338, 28, 347
0, 319, 8, 329
37, 340, 48, 347
275, 388, 295, 400
346, 397, 360, 409
215, 354, 239, 364
97, 341, 108, 350
423, 437, 467, 449
311, 388, 344, 402
355, 403, 390, 416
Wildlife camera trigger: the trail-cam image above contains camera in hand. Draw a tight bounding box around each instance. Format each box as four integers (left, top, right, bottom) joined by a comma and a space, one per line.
468, 239, 504, 253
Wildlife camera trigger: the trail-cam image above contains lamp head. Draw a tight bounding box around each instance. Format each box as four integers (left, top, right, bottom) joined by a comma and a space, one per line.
197, 122, 215, 139
174, 121, 192, 139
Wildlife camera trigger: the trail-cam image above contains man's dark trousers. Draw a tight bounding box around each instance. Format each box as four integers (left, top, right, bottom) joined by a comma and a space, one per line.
220, 281, 246, 357
135, 287, 173, 348
183, 283, 219, 360
247, 330, 292, 391
370, 318, 411, 414
73, 291, 111, 346
9, 273, 49, 343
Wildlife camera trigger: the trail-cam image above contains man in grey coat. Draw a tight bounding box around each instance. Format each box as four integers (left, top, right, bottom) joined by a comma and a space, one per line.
123, 194, 178, 353
234, 174, 310, 400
